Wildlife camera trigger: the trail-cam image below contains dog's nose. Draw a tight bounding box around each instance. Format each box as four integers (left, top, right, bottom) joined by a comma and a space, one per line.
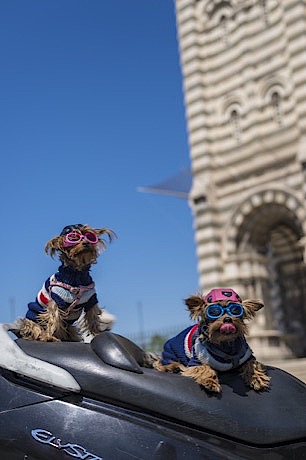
223, 316, 232, 323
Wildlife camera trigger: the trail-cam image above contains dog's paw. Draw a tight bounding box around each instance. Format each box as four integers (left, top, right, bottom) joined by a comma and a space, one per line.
198, 375, 222, 393
200, 379, 222, 393
182, 365, 222, 393
240, 359, 271, 391
249, 372, 271, 391
142, 352, 160, 368
154, 360, 185, 373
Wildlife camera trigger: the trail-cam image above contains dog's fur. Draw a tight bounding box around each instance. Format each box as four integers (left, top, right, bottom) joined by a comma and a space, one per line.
16, 224, 116, 342
154, 292, 270, 393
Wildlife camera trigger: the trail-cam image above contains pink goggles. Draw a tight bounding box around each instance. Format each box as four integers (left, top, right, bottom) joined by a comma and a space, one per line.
63, 231, 98, 247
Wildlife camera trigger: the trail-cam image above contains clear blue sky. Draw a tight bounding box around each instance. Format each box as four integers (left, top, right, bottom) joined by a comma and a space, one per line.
0, 0, 199, 339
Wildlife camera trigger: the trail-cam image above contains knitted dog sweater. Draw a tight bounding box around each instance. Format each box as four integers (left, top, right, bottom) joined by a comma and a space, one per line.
161, 325, 253, 371
26, 264, 98, 323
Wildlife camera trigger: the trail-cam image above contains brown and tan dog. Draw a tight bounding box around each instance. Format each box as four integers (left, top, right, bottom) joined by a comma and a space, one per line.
154, 288, 270, 393
16, 224, 116, 342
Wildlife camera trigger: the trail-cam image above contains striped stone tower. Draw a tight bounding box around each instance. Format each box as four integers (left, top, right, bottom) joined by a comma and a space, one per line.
175, 0, 306, 358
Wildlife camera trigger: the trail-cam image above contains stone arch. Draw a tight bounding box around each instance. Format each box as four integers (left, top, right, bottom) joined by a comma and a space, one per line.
221, 99, 243, 144
223, 187, 305, 258
223, 96, 243, 119
259, 75, 287, 104
197, 0, 233, 26
203, 1, 233, 21
222, 188, 306, 356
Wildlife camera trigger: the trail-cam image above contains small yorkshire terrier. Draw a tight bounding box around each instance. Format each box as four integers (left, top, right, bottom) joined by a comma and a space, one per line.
154, 288, 270, 393
16, 224, 116, 342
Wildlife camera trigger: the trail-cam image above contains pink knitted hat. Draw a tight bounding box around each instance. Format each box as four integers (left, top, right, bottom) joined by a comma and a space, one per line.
204, 288, 242, 304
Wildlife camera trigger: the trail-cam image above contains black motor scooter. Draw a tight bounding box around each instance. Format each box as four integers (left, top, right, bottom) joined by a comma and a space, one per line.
0, 323, 305, 459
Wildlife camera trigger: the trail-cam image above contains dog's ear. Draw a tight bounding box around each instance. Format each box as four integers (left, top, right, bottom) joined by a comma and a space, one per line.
45, 236, 63, 258
242, 299, 264, 320
185, 294, 205, 320
95, 228, 117, 249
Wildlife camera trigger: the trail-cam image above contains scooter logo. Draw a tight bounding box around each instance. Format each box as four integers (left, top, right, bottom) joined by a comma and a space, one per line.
31, 428, 103, 459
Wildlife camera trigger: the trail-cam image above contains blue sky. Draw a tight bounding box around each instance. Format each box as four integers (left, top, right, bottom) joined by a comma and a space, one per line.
0, 0, 199, 339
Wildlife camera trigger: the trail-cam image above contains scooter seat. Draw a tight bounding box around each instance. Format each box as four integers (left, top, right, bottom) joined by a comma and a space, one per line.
15, 331, 306, 446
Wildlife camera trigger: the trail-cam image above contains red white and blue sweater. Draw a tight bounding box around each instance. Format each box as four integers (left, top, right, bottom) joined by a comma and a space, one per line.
26, 265, 98, 324
161, 325, 253, 371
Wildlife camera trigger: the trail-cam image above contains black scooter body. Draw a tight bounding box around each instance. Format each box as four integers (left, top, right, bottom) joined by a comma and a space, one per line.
0, 328, 305, 459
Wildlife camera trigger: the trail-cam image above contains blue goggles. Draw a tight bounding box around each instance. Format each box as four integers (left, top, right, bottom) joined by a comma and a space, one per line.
206, 303, 244, 320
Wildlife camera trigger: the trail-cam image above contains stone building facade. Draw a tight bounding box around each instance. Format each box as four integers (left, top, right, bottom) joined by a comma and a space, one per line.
175, 0, 306, 358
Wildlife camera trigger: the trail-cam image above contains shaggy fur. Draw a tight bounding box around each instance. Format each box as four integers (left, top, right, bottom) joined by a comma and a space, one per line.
16, 224, 116, 342
154, 291, 270, 393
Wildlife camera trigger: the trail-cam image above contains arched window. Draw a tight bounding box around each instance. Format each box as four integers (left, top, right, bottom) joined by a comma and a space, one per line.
260, 0, 269, 25
230, 109, 241, 144
271, 91, 282, 127
220, 15, 228, 44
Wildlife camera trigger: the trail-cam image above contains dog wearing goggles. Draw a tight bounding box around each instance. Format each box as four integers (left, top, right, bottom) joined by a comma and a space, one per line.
16, 224, 116, 342
154, 288, 270, 393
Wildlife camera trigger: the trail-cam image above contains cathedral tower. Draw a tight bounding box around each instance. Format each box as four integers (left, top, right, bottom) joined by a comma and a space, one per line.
175, 0, 306, 357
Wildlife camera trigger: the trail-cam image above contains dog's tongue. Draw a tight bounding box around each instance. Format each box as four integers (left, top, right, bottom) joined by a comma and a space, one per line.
220, 323, 236, 334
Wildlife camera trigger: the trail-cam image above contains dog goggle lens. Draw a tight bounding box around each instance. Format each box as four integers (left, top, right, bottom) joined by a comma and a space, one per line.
63, 231, 98, 247
206, 303, 243, 320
